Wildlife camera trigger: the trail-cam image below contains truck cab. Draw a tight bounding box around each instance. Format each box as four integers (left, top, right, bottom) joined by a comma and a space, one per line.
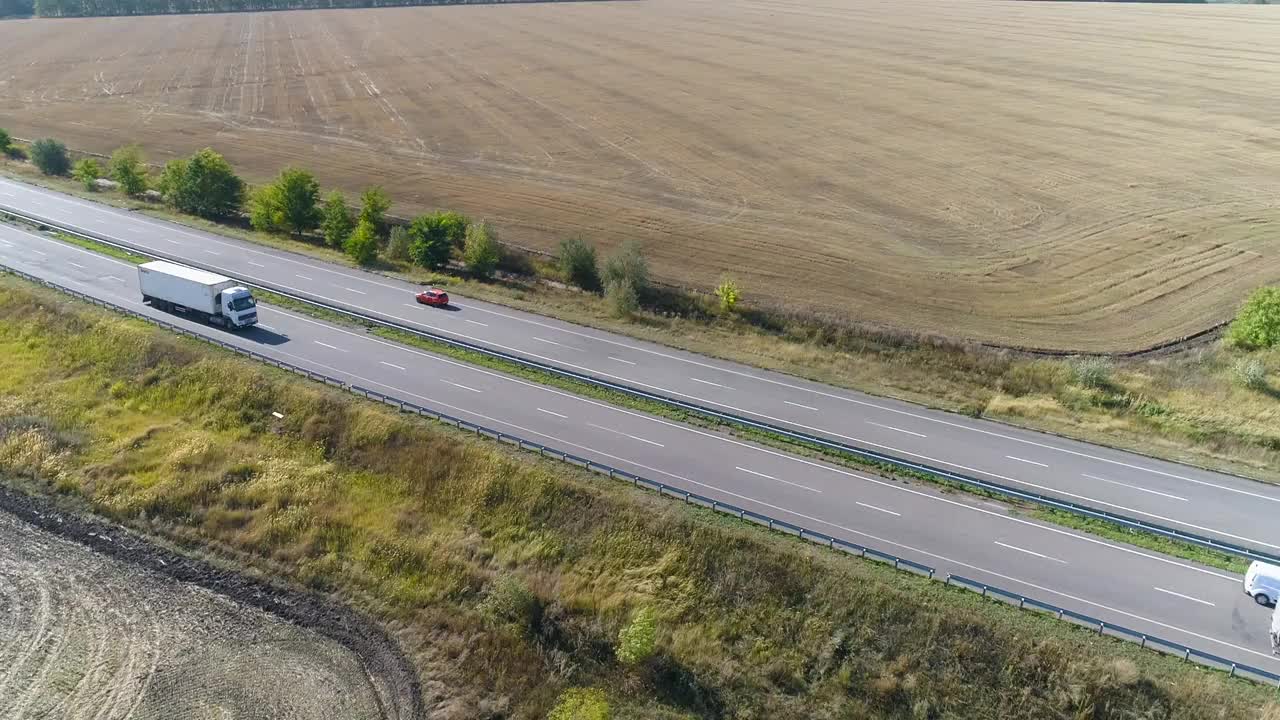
221, 287, 258, 328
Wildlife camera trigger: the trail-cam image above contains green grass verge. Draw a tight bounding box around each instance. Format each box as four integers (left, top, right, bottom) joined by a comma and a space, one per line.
0, 273, 1274, 719
1, 215, 1252, 578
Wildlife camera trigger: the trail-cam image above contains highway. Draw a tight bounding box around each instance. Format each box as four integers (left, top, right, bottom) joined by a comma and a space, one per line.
2, 176, 1279, 557
1, 218, 1278, 675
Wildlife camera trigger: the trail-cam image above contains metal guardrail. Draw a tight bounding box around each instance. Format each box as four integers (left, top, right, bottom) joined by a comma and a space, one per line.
3, 260, 1280, 689
4, 204, 1276, 567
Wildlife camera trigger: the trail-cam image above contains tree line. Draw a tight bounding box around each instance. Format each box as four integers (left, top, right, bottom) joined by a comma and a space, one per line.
5, 130, 753, 323
31, 0, 574, 18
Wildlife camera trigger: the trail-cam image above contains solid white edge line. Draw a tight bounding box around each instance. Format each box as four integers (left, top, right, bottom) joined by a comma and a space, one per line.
1153, 587, 1216, 607
994, 540, 1067, 564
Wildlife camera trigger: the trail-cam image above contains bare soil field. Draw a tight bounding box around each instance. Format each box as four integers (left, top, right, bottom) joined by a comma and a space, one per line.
0, 490, 419, 720
1, 0, 1278, 350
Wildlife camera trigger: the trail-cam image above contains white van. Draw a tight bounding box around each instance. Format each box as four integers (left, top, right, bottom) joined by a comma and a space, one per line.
1244, 561, 1280, 606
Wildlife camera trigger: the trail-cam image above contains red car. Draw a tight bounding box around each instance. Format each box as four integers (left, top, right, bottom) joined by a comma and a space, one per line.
415, 288, 449, 307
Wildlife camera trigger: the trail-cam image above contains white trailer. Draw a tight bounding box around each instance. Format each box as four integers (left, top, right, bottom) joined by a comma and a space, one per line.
138, 260, 258, 330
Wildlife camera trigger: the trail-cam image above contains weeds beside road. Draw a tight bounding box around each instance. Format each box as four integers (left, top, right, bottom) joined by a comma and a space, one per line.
0, 275, 1273, 718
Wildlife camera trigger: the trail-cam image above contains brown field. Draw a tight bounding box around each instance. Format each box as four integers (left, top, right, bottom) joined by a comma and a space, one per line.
1, 0, 1278, 350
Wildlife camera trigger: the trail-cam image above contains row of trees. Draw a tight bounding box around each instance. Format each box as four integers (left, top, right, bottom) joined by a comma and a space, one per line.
7, 130, 746, 319
31, 0, 530, 17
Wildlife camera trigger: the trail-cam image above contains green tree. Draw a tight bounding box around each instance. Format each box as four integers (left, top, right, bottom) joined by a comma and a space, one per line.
72, 158, 103, 191
0, 128, 11, 157
715, 274, 741, 314
30, 138, 70, 176
320, 191, 354, 249
248, 167, 321, 236
345, 219, 379, 266
358, 186, 391, 235
109, 145, 147, 196
547, 688, 611, 720
406, 213, 454, 270
463, 220, 500, 278
603, 240, 649, 296
436, 210, 469, 249
616, 606, 657, 666
386, 225, 412, 262
1227, 286, 1280, 350
156, 148, 244, 220
557, 236, 601, 292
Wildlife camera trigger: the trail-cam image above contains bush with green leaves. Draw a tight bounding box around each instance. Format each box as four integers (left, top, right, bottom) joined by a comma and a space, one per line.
477, 574, 540, 632
603, 240, 649, 295
344, 219, 379, 266
320, 191, 354, 249
72, 158, 102, 191
30, 138, 70, 176
557, 236, 601, 292
546, 688, 610, 720
407, 211, 468, 270
1233, 357, 1267, 390
386, 225, 412, 262
109, 145, 147, 196
616, 606, 657, 666
715, 275, 741, 314
156, 148, 244, 220
463, 220, 500, 278
1071, 357, 1112, 390
606, 278, 640, 319
248, 167, 321, 236
1227, 286, 1280, 350
358, 186, 391, 235
0, 128, 11, 157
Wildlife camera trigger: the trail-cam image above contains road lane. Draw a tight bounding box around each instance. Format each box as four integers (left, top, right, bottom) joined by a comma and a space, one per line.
2, 221, 1277, 672
2, 177, 1276, 556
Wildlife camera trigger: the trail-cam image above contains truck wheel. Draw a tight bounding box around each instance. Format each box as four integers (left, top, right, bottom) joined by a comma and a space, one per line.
1256, 593, 1272, 606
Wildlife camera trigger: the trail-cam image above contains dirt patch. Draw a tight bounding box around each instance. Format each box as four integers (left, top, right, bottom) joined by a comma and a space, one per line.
0, 484, 424, 720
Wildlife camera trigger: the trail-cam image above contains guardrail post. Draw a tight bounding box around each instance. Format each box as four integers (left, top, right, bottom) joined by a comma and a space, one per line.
927, 569, 934, 579
1098, 622, 1105, 635
1057, 609, 1064, 620
982, 586, 988, 598
1018, 597, 1025, 609
893, 559, 900, 570
1230, 664, 1237, 678
737, 509, 744, 520
767, 519, 774, 531
1183, 649, 1191, 662
684, 492, 690, 504
1140, 635, 1147, 649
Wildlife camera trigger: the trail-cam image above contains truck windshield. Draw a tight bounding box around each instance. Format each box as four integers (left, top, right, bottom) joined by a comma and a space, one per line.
229, 295, 256, 312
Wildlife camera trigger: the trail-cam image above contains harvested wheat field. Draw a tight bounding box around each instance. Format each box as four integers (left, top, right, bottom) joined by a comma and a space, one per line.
1, 0, 1278, 350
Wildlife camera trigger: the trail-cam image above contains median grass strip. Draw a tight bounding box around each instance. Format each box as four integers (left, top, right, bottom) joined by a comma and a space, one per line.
0, 274, 1275, 719
0, 216, 1255, 579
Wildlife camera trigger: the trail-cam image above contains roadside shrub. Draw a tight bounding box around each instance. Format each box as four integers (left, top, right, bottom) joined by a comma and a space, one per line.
1071, 357, 1112, 389
30, 138, 70, 176
463, 221, 500, 278
557, 236, 601, 292
320, 191, 354, 249
0, 128, 12, 157
72, 158, 103, 191
109, 144, 147, 196
358, 186, 391, 236
386, 225, 412, 262
603, 240, 649, 297
616, 606, 657, 666
478, 573, 540, 632
407, 212, 463, 270
344, 219, 379, 266
156, 148, 244, 220
1234, 357, 1268, 390
715, 274, 741, 314
547, 688, 610, 720
248, 167, 320, 236
1227, 286, 1280, 350
606, 277, 640, 319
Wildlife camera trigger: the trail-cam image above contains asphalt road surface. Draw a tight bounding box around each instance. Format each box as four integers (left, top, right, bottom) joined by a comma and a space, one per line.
1, 177, 1277, 559
1, 219, 1278, 676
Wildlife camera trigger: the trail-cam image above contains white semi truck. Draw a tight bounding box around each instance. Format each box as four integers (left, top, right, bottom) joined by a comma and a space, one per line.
138, 260, 258, 330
